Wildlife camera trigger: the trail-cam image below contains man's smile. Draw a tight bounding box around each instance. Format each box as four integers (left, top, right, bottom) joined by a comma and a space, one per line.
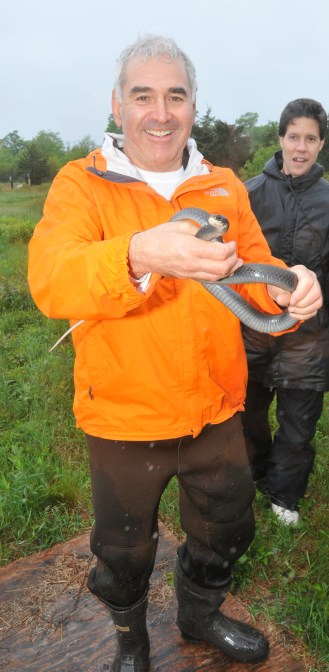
145, 129, 175, 136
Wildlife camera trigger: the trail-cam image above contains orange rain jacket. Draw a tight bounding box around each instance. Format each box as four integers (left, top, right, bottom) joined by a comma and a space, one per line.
28, 148, 294, 441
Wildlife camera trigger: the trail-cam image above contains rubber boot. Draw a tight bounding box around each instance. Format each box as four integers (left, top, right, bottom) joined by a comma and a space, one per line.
175, 557, 269, 664
108, 593, 150, 672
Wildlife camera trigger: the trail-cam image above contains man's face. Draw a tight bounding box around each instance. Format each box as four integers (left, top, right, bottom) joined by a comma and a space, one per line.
280, 117, 324, 177
112, 55, 196, 172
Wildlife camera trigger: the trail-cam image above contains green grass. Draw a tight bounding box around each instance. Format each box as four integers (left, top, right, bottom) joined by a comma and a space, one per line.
0, 186, 93, 564
0, 182, 50, 221
235, 431, 329, 668
0, 184, 328, 670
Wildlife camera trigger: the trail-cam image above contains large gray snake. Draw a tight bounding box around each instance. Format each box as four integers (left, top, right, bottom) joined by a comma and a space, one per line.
170, 207, 298, 333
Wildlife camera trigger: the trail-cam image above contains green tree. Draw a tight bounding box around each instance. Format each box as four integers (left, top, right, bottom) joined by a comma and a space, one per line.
1, 130, 26, 155
192, 108, 217, 159
234, 112, 259, 154
33, 130, 65, 158
65, 135, 97, 162
234, 117, 279, 155
209, 119, 231, 165
0, 131, 26, 180
219, 122, 252, 173
240, 143, 279, 181
105, 114, 122, 134
33, 130, 66, 178
261, 121, 279, 147
192, 108, 251, 172
0, 145, 17, 181
235, 112, 259, 130
17, 141, 50, 184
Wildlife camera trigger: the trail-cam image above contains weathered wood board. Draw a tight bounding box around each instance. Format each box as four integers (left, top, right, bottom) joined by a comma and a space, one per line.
0, 524, 306, 671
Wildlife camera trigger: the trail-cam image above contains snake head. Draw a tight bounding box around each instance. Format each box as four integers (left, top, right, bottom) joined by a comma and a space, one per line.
208, 214, 230, 235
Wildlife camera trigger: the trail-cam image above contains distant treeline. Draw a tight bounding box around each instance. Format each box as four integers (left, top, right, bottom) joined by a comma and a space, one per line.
1, 109, 329, 185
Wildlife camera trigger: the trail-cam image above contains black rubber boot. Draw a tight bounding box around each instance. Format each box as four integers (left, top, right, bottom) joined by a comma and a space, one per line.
108, 593, 150, 672
175, 557, 269, 664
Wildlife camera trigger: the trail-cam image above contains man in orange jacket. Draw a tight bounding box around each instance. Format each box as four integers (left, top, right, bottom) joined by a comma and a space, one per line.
28, 35, 322, 671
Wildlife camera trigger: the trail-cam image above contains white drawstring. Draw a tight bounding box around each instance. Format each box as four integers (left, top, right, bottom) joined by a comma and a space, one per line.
49, 319, 85, 352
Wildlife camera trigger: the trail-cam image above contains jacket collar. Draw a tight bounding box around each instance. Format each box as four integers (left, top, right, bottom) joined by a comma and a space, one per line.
264, 150, 324, 191
100, 133, 209, 182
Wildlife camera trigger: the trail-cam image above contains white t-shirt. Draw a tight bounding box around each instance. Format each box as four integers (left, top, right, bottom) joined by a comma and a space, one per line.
138, 166, 185, 200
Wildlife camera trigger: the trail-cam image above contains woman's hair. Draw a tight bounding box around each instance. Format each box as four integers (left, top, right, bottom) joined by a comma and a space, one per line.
279, 98, 327, 139
113, 34, 197, 102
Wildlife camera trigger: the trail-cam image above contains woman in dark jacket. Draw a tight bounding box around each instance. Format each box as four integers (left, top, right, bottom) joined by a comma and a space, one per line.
242, 98, 329, 525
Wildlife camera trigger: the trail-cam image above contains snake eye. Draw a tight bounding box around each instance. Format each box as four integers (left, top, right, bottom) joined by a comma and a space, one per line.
208, 214, 230, 234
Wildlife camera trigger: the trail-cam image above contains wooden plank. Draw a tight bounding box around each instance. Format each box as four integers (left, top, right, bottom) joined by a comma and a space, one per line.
0, 524, 306, 671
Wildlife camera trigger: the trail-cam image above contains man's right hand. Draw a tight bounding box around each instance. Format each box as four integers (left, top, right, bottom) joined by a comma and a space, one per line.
128, 219, 243, 282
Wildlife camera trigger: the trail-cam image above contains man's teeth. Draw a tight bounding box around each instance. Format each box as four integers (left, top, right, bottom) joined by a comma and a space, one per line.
146, 130, 172, 136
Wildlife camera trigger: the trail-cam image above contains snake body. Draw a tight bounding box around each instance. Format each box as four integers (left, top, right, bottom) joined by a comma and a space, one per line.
170, 207, 298, 333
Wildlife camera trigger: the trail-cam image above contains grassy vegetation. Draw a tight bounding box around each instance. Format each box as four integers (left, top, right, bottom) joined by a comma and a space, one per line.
0, 185, 92, 564
0, 184, 328, 671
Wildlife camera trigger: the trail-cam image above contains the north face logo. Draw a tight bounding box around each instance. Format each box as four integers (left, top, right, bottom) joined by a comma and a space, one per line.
205, 188, 229, 197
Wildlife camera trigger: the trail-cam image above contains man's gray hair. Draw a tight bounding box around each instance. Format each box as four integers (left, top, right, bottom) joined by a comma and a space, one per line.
113, 34, 197, 102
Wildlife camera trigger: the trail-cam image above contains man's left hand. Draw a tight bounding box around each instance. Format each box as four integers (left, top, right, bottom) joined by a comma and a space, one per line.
267, 265, 323, 320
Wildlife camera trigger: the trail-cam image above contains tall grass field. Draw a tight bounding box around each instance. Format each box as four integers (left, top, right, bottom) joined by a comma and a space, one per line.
0, 184, 328, 671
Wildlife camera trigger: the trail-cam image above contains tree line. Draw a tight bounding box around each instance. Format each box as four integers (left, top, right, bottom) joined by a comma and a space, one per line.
1, 109, 329, 185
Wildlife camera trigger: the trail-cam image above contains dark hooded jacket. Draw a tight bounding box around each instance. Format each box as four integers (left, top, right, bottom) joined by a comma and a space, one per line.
243, 150, 329, 391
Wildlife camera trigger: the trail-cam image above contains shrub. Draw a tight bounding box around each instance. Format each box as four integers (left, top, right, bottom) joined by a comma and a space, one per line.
0, 216, 35, 243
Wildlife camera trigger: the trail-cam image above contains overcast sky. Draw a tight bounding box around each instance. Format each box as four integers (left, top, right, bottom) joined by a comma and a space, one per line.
2, 0, 329, 147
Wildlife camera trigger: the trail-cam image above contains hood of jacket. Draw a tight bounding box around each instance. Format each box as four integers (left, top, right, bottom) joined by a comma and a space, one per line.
101, 133, 210, 183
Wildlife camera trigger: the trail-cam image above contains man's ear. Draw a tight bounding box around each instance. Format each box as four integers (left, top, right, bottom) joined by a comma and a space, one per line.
112, 90, 122, 128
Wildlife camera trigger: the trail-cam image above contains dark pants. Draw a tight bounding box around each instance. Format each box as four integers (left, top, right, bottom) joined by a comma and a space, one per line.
242, 380, 324, 510
86, 414, 255, 608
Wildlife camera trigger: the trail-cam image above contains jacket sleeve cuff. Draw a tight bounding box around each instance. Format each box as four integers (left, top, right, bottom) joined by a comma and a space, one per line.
99, 232, 161, 309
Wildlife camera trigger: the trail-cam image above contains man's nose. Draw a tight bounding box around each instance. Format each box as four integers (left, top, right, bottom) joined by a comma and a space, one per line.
296, 137, 307, 151
152, 98, 172, 123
